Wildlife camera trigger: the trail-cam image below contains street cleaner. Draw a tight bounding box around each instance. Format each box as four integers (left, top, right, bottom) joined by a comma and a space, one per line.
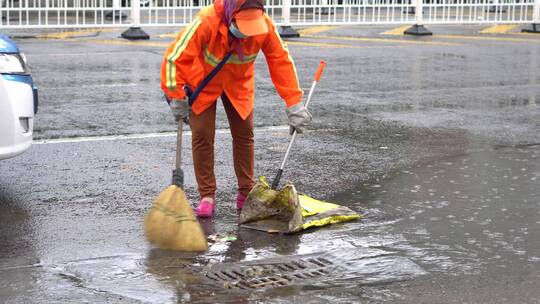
160, 0, 312, 218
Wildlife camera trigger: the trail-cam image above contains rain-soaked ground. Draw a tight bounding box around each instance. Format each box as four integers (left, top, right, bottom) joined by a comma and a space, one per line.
1, 25, 539, 303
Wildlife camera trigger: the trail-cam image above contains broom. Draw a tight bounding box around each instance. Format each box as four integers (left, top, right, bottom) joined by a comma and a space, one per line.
144, 120, 208, 252
144, 50, 233, 251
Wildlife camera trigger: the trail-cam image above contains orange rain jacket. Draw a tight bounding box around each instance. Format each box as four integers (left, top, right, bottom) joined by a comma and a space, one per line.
160, 1, 303, 120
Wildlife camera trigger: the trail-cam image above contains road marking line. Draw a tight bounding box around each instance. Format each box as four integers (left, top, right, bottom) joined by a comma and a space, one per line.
479, 24, 519, 34
48, 83, 138, 90
36, 51, 148, 56
512, 31, 540, 36
436, 34, 540, 43
379, 25, 538, 41
34, 126, 289, 145
380, 25, 410, 36
298, 25, 340, 36
79, 39, 169, 47
78, 32, 478, 50
303, 34, 461, 46
157, 33, 180, 38
286, 41, 355, 48
78, 38, 401, 49
287, 41, 413, 49
37, 28, 119, 39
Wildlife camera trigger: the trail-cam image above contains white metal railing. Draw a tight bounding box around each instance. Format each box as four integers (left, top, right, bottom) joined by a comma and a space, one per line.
1, 0, 539, 29
422, 0, 537, 24
0, 0, 131, 28
535, 0, 540, 21
137, 0, 212, 26
285, 0, 537, 26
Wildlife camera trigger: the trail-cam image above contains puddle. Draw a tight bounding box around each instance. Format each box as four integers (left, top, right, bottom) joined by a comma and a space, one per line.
2, 145, 538, 303
332, 144, 540, 279
205, 248, 424, 290
45, 246, 423, 303
50, 254, 177, 303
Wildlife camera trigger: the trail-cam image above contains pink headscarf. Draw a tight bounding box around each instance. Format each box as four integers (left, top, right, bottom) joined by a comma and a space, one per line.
216, 0, 246, 60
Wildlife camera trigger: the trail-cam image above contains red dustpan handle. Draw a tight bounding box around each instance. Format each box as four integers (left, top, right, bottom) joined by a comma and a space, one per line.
271, 60, 327, 190
314, 60, 326, 82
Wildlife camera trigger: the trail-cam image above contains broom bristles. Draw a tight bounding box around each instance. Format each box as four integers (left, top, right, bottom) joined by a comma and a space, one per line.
144, 185, 208, 252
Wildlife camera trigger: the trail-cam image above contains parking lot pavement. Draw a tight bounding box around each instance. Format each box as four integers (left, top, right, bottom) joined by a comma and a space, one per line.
1, 25, 539, 303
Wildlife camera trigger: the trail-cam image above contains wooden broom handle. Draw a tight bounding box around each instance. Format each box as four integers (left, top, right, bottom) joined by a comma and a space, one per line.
175, 120, 183, 170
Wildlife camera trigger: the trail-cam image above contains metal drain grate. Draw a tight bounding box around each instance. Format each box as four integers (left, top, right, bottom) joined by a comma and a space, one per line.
206, 255, 337, 290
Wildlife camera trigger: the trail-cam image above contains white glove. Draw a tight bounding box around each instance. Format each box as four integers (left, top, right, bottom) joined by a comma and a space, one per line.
169, 98, 189, 123
286, 103, 312, 135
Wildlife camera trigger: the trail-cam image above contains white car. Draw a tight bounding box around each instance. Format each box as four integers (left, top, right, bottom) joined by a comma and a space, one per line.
0, 34, 38, 160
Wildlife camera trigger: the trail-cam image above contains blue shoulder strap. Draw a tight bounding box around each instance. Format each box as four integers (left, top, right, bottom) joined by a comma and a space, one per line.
184, 51, 233, 106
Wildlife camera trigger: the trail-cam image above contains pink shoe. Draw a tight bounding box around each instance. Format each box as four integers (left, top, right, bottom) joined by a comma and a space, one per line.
236, 192, 248, 210
195, 198, 215, 218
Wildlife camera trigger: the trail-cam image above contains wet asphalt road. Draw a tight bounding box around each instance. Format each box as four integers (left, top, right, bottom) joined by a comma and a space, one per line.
1, 25, 539, 303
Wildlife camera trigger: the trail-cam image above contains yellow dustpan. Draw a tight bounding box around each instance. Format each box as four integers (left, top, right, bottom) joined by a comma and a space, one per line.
240, 177, 361, 233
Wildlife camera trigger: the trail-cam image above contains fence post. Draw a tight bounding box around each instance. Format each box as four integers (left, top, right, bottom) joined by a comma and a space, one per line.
121, 0, 149, 39
105, 0, 127, 20
404, 0, 432, 35
522, 0, 540, 33
278, 0, 300, 38
487, 0, 506, 13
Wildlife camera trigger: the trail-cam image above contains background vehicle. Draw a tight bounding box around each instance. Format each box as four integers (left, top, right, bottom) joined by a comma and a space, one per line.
0, 34, 38, 160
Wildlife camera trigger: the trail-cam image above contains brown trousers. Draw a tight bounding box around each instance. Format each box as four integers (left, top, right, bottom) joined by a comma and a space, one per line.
189, 94, 255, 200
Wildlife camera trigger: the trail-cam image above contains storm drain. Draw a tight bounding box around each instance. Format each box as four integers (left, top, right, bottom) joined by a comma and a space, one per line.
206, 255, 338, 290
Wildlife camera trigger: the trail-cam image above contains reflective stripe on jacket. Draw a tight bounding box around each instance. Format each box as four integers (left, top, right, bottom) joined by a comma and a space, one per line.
160, 3, 303, 120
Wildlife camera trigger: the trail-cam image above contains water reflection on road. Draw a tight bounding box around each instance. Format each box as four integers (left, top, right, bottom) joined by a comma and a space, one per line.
1, 143, 537, 303
54, 146, 537, 303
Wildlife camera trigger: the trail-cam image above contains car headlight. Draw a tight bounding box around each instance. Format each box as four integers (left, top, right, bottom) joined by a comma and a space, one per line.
0, 53, 28, 74
20, 52, 28, 66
